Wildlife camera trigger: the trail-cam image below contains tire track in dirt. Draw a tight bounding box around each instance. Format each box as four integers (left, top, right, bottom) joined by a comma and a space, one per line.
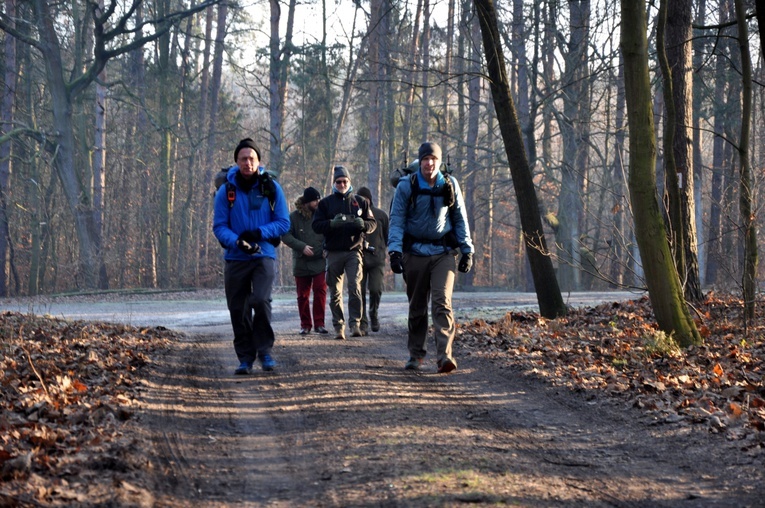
140, 321, 761, 507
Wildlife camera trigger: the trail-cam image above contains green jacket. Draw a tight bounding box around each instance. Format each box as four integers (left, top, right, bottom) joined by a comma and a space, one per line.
282, 197, 326, 277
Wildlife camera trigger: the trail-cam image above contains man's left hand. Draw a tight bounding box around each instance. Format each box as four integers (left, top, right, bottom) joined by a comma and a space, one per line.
352, 217, 365, 231
458, 253, 473, 273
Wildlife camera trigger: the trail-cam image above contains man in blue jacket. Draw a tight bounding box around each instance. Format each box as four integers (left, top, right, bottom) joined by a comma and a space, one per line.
388, 142, 474, 373
213, 138, 290, 374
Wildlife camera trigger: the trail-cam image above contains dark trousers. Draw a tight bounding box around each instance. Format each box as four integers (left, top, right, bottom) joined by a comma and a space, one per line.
403, 252, 457, 365
295, 272, 327, 330
360, 262, 384, 331
224, 258, 275, 363
326, 250, 363, 332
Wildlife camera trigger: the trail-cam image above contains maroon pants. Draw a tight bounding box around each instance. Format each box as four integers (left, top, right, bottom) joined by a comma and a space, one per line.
295, 273, 327, 330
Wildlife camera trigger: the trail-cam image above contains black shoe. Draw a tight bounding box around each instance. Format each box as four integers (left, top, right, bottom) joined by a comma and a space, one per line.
315, 326, 329, 334
299, 328, 310, 335
437, 358, 457, 373
371, 321, 380, 332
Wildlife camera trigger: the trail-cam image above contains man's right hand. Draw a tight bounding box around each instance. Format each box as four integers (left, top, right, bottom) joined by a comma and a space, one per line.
302, 245, 314, 256
237, 236, 260, 255
389, 251, 404, 274
330, 214, 346, 228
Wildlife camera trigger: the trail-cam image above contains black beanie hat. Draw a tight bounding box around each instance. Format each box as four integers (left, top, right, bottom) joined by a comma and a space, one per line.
356, 186, 373, 206
418, 142, 442, 161
333, 165, 350, 182
234, 138, 261, 162
302, 186, 321, 202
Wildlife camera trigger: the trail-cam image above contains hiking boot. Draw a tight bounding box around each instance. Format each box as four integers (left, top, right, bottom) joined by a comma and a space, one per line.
371, 320, 380, 332
260, 354, 276, 371
234, 361, 253, 375
437, 358, 457, 374
315, 326, 329, 334
351, 326, 364, 337
334, 329, 346, 340
299, 328, 310, 335
404, 357, 423, 370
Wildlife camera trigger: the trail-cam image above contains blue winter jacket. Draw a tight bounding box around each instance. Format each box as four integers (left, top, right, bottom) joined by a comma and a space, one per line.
388, 170, 474, 256
213, 166, 290, 261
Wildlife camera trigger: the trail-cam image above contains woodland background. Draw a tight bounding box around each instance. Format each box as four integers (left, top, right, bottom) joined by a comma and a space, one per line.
0, 0, 762, 300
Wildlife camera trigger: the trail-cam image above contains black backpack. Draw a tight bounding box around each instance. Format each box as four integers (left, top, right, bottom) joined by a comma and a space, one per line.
389, 159, 456, 210
215, 166, 278, 210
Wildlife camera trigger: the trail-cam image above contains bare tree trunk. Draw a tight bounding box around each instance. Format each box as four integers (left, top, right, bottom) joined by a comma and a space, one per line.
440, 0, 455, 152
367, 0, 383, 191
556, 0, 589, 291
0, 0, 16, 296
401, 0, 422, 158
692, 0, 707, 286
92, 0, 109, 290
620, 0, 700, 347
268, 0, 296, 178
473, 0, 566, 319
734, 0, 757, 323
463, 13, 480, 289
657, 0, 685, 289
156, 0, 172, 288
706, 0, 734, 286
609, 54, 627, 288
665, 0, 702, 302
512, 0, 532, 159
30, 0, 101, 289
420, 0, 431, 139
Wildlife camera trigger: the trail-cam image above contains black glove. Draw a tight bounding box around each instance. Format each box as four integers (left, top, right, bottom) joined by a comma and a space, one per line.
352, 216, 365, 231
237, 235, 260, 255
267, 237, 281, 247
389, 251, 404, 274
240, 229, 262, 243
458, 253, 473, 273
330, 214, 346, 229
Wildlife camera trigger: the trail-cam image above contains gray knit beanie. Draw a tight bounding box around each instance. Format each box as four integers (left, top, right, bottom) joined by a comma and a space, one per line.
333, 165, 350, 182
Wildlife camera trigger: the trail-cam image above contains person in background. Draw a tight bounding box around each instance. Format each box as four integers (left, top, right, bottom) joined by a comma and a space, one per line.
387, 142, 474, 373
213, 138, 290, 374
356, 186, 389, 335
312, 166, 376, 340
282, 186, 328, 335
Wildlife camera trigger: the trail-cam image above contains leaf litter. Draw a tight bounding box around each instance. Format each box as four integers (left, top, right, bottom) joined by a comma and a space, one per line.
457, 292, 765, 445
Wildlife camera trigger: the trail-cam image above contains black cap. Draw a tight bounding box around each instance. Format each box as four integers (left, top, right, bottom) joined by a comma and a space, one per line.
418, 142, 442, 161
356, 186, 373, 206
234, 138, 261, 162
302, 186, 321, 202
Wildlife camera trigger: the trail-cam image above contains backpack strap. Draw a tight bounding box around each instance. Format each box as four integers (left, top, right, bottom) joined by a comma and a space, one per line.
259, 171, 277, 211
226, 182, 236, 208
408, 173, 455, 209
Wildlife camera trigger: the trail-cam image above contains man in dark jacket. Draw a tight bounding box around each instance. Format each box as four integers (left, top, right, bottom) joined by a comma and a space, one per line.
282, 187, 328, 335
312, 166, 376, 340
356, 186, 389, 334
213, 138, 290, 374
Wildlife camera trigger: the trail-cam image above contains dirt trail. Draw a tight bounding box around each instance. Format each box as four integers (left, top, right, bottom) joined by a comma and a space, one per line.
141, 321, 761, 507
